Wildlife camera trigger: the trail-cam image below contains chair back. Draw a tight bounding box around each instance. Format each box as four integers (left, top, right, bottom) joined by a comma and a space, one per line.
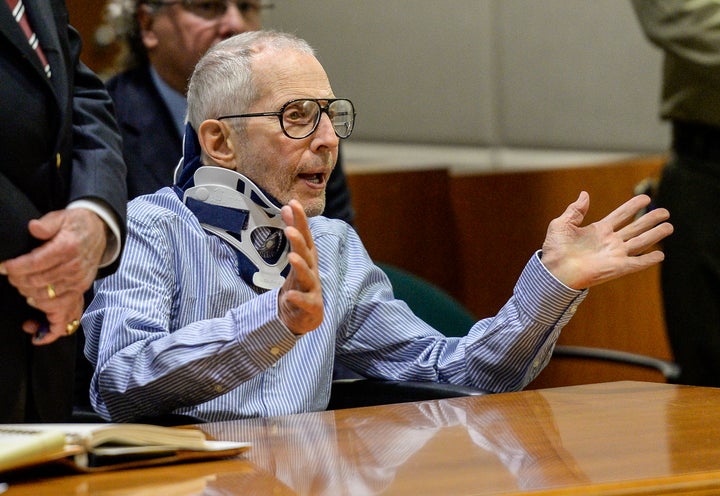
377, 262, 475, 337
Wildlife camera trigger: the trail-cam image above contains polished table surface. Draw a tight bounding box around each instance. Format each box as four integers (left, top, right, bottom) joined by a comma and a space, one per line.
5, 381, 720, 495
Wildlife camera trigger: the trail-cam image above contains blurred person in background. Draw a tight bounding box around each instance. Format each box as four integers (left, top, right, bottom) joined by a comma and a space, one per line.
631, 0, 720, 386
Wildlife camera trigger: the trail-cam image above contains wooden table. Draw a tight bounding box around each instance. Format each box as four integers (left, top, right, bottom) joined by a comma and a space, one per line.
5, 381, 720, 495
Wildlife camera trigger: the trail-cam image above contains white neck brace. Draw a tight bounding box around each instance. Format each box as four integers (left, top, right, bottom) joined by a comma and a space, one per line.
183, 166, 289, 290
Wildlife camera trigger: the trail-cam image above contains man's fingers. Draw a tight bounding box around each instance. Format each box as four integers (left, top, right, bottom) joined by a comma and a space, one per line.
3, 212, 101, 296
600, 194, 652, 231
285, 226, 311, 265
23, 293, 84, 345
615, 250, 666, 279
625, 222, 674, 256
286, 251, 320, 290
27, 211, 64, 242
278, 199, 323, 335
26, 286, 70, 311
280, 203, 294, 226
2, 210, 80, 279
8, 212, 68, 287
7, 257, 94, 301
617, 207, 670, 242
558, 191, 590, 227
288, 200, 314, 249
280, 275, 324, 333
2, 242, 64, 280
284, 205, 317, 272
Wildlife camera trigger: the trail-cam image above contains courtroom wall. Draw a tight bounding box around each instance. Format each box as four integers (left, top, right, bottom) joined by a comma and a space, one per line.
263, 0, 669, 153
72, 0, 669, 154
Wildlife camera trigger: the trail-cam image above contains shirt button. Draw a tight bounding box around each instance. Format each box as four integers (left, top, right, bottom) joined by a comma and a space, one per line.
214, 384, 224, 393
56, 153, 61, 168
270, 346, 281, 356
568, 304, 578, 315
532, 359, 541, 369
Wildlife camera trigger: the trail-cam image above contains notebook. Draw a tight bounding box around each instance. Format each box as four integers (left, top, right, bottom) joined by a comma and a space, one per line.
0, 423, 250, 474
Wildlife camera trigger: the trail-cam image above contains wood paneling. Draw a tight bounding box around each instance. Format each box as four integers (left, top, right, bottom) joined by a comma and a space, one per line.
67, 0, 119, 74
348, 169, 460, 297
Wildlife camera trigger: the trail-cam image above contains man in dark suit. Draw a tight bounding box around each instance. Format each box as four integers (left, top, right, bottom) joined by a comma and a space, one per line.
103, 0, 354, 224
0, 0, 127, 421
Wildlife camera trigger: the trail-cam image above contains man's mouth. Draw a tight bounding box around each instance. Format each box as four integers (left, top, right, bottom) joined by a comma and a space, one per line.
298, 172, 326, 185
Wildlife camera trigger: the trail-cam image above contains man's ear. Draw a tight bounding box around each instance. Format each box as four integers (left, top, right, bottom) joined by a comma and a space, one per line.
197, 120, 237, 170
137, 5, 159, 50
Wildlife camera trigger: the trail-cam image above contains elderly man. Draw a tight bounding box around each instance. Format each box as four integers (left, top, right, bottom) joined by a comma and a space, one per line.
101, 0, 354, 225
84, 30, 673, 423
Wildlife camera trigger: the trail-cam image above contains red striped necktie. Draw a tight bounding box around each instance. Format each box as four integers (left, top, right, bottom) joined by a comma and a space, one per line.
5, 0, 51, 78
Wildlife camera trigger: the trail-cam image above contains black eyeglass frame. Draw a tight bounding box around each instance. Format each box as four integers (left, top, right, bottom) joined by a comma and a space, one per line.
144, 0, 274, 18
217, 98, 356, 140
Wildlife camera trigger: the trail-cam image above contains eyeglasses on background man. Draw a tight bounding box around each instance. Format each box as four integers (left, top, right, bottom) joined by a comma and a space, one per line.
144, 0, 274, 21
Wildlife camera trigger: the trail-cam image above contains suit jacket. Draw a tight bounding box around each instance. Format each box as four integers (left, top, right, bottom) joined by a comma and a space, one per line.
107, 64, 355, 224
105, 65, 181, 200
0, 0, 127, 421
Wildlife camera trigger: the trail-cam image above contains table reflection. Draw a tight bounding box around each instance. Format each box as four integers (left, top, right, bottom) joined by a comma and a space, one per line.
200, 392, 590, 495
4, 459, 295, 496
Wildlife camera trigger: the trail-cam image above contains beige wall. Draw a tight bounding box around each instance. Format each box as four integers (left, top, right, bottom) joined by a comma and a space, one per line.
264, 0, 668, 152
72, 0, 669, 154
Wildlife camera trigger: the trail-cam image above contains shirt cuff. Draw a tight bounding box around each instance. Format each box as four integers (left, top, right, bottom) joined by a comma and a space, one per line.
514, 250, 587, 327
67, 200, 121, 268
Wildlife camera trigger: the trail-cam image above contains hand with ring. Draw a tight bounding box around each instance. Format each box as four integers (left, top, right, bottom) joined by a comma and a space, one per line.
22, 291, 84, 345
65, 319, 80, 336
0, 208, 107, 344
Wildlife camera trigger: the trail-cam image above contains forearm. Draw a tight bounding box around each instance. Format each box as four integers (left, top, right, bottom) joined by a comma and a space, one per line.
341, 253, 584, 392
88, 291, 297, 422
462, 253, 586, 392
69, 26, 127, 271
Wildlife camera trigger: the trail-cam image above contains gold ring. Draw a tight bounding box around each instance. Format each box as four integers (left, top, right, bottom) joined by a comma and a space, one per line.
66, 319, 80, 336
47, 284, 56, 299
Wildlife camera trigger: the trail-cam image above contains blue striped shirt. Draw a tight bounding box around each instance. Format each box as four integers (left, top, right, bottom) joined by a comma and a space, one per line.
83, 188, 586, 422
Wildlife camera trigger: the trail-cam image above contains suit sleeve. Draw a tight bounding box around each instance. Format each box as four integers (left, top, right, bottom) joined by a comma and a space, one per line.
66, 24, 128, 275
0, 172, 41, 260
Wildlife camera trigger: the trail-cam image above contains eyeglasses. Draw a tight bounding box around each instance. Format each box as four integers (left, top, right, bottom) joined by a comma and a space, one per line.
146, 1, 274, 21
217, 99, 356, 140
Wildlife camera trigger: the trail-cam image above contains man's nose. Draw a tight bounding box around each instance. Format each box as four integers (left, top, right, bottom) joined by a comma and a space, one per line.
219, 2, 261, 36
311, 113, 340, 150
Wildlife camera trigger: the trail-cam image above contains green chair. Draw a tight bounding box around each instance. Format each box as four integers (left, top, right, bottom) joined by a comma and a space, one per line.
375, 262, 476, 337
